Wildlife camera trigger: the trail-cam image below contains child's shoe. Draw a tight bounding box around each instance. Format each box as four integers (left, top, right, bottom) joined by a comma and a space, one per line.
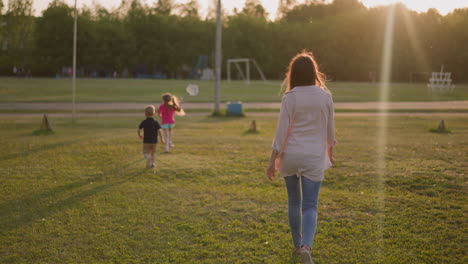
145, 155, 152, 168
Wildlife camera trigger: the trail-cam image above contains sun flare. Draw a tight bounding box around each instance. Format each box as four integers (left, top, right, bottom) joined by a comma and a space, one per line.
29, 0, 468, 18
359, 0, 467, 15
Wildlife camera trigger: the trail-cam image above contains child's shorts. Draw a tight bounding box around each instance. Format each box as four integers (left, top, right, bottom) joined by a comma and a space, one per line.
143, 143, 156, 154
161, 124, 175, 129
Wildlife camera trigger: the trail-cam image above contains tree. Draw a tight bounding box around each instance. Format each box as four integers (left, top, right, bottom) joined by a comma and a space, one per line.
331, 0, 365, 13
442, 8, 468, 81
224, 10, 275, 77
281, 1, 330, 23
116, 0, 144, 18
241, 0, 268, 19
0, 0, 4, 42
277, 0, 296, 20
154, 0, 174, 16
178, 0, 199, 18
34, 0, 73, 72
2, 0, 34, 67
1, 0, 467, 82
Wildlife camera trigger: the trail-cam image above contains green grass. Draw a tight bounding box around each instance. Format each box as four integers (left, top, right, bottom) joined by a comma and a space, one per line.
0, 115, 466, 263
1, 78, 467, 102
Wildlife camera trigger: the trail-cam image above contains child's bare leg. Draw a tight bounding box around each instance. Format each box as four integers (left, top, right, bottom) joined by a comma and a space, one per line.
151, 151, 156, 168
163, 128, 170, 152
143, 144, 151, 168
169, 128, 174, 147
144, 153, 151, 168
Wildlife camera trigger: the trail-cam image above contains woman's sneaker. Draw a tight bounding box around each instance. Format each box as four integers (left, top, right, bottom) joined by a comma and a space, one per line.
297, 246, 314, 264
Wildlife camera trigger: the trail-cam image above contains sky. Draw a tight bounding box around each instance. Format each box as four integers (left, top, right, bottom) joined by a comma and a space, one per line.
17, 0, 468, 18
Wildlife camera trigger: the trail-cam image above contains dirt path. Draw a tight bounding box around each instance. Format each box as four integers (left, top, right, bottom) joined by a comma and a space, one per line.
1, 101, 468, 110
1, 112, 467, 118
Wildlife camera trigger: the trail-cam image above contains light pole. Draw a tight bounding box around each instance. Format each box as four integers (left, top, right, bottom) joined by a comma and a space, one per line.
214, 0, 222, 114
72, 0, 78, 122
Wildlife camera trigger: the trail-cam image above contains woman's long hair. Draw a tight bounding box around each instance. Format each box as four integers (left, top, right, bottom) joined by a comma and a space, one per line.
282, 51, 328, 94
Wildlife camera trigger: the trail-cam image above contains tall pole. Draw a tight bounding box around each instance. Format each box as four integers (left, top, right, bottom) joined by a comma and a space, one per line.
214, 0, 222, 113
72, 0, 78, 122
246, 60, 250, 85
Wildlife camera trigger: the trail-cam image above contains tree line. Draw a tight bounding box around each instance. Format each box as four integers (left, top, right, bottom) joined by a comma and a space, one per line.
1, 0, 467, 82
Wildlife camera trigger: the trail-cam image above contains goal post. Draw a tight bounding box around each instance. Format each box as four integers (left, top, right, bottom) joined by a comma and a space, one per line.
227, 58, 266, 84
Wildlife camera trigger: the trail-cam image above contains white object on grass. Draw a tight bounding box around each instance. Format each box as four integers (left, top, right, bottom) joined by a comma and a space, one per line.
201, 68, 214, 80
427, 65, 455, 93
186, 84, 199, 96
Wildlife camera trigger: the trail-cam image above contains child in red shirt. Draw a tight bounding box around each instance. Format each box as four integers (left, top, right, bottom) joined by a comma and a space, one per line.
158, 93, 185, 152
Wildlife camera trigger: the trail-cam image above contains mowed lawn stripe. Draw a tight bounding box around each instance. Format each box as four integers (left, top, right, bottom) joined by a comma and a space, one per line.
1, 78, 468, 102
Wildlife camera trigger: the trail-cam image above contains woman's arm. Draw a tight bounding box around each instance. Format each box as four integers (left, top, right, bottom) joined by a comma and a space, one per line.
272, 96, 291, 153
327, 144, 334, 166
266, 95, 291, 180
327, 94, 336, 165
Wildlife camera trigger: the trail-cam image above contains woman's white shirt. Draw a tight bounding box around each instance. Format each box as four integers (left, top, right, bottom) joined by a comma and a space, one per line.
272, 85, 335, 181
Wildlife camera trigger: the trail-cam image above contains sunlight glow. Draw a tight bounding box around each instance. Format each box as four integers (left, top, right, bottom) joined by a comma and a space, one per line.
360, 0, 468, 15
401, 7, 430, 73
376, 2, 395, 252
29, 0, 468, 18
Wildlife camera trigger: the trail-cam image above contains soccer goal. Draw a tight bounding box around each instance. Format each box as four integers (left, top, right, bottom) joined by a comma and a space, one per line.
227, 58, 267, 84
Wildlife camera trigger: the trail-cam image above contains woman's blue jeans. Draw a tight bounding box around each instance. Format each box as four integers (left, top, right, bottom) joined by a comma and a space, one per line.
284, 175, 322, 249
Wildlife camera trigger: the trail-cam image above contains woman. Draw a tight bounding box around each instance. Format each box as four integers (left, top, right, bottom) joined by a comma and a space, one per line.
266, 51, 335, 264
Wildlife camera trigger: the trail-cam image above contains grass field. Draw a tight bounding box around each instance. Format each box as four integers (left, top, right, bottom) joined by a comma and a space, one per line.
0, 114, 466, 263
1, 78, 468, 103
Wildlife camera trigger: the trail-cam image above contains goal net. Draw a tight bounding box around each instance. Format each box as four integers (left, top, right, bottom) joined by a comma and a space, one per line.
227, 58, 266, 84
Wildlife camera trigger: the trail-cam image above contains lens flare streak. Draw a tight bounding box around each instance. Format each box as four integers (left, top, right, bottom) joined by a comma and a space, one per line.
376, 3, 395, 256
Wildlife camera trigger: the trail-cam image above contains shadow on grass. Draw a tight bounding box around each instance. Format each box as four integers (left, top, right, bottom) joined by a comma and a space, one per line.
198, 116, 247, 124
288, 254, 303, 264
242, 130, 260, 135
0, 139, 82, 162
0, 159, 143, 234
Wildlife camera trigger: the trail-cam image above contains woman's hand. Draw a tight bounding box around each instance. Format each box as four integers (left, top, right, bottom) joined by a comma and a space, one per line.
266, 150, 279, 181
327, 147, 334, 166
266, 163, 276, 181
